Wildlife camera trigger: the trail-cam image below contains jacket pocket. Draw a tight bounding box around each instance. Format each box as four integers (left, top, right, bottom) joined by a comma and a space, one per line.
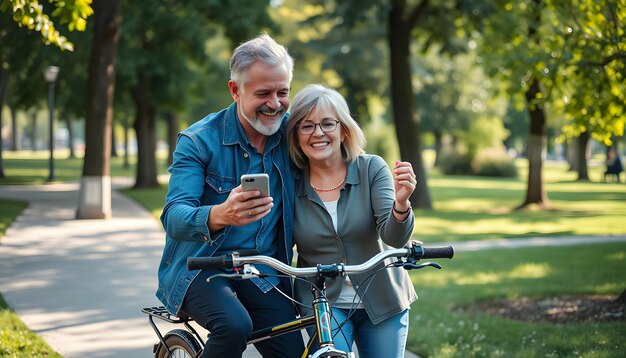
205, 172, 237, 195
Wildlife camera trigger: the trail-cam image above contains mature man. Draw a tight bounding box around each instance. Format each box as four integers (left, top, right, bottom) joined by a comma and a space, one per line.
157, 33, 304, 358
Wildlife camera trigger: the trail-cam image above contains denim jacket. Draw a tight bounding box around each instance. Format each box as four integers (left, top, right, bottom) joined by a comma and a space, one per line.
157, 102, 295, 315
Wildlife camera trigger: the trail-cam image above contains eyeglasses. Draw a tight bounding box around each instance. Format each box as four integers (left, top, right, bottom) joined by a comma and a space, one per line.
297, 119, 340, 135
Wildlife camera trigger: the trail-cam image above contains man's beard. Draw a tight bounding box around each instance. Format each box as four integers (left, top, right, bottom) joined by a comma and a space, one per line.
241, 104, 286, 136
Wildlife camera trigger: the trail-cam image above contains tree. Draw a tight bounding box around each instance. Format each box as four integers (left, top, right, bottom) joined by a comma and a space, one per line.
117, 0, 277, 188
478, 0, 625, 196
296, 0, 486, 209
116, 0, 213, 188
548, 0, 626, 181
296, 9, 390, 125
415, 47, 503, 167
385, 0, 435, 209
0, 11, 49, 177
76, 0, 121, 219
476, 0, 554, 208
0, 0, 93, 51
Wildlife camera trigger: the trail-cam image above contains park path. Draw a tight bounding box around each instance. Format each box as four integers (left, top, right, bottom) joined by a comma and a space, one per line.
0, 180, 625, 357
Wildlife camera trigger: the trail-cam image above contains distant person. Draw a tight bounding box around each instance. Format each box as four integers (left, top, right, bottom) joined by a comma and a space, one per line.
286, 84, 417, 357
157, 33, 303, 358
604, 149, 623, 182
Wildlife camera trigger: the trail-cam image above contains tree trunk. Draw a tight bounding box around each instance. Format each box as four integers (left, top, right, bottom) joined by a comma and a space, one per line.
0, 67, 6, 178
433, 130, 443, 168
518, 78, 550, 209
123, 111, 129, 169
387, 1, 432, 209
76, 0, 122, 219
575, 131, 589, 181
10, 106, 19, 151
132, 71, 159, 188
567, 140, 578, 172
29, 110, 37, 150
111, 122, 118, 157
65, 113, 75, 158
517, 0, 549, 210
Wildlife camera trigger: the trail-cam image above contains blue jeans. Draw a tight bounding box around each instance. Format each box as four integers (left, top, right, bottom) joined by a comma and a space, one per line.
181, 270, 304, 358
319, 308, 409, 358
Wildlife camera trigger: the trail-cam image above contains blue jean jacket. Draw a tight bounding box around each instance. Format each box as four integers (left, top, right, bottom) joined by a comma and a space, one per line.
157, 102, 295, 314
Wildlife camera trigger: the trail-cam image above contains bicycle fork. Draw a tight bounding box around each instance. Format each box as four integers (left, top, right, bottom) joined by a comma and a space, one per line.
309, 277, 352, 358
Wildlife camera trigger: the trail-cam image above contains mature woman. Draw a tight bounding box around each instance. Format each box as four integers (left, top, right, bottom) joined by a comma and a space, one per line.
286, 84, 418, 357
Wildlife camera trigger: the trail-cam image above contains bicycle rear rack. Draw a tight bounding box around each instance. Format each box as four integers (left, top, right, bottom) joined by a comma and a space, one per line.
142, 306, 194, 323
142, 306, 203, 356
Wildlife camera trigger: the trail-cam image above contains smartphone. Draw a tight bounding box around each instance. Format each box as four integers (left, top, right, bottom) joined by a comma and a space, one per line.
241, 174, 270, 197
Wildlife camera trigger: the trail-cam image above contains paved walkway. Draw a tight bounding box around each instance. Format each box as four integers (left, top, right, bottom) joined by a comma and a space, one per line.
0, 181, 625, 358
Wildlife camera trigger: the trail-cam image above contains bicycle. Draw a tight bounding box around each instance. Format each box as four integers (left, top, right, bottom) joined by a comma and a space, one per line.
142, 242, 454, 358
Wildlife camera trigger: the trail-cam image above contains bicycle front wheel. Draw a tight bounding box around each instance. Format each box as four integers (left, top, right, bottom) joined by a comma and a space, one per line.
155, 329, 202, 358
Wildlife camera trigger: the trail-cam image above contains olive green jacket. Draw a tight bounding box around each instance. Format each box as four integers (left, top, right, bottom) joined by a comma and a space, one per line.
293, 154, 417, 324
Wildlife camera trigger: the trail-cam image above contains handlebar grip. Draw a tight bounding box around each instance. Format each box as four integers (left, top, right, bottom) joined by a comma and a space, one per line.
421, 246, 454, 259
187, 256, 227, 271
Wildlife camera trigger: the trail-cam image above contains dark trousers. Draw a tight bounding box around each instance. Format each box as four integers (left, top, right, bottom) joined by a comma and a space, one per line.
181, 269, 305, 358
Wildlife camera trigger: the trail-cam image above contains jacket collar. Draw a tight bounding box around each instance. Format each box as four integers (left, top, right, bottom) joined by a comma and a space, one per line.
223, 102, 243, 146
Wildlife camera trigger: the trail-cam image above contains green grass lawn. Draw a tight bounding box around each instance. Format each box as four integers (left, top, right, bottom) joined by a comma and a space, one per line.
406, 243, 625, 357
416, 162, 626, 242
0, 295, 63, 358
1, 152, 624, 357
0, 150, 169, 184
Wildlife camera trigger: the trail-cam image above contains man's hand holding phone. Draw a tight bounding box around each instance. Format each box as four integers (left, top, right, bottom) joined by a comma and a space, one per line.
207, 174, 273, 233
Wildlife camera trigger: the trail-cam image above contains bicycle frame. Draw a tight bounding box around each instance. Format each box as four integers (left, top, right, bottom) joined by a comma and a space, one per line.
143, 277, 351, 358
144, 243, 453, 358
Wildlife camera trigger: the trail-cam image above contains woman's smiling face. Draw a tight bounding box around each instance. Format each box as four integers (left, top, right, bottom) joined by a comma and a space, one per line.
297, 107, 343, 166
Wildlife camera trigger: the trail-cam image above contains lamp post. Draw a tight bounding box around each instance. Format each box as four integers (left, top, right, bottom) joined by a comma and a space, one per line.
44, 66, 59, 182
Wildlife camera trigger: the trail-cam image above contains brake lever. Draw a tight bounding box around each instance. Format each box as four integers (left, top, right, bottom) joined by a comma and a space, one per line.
207, 273, 241, 282
402, 262, 442, 270
206, 264, 262, 282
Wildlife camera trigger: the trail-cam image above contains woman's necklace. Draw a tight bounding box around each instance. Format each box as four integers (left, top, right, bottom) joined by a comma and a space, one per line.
310, 178, 345, 192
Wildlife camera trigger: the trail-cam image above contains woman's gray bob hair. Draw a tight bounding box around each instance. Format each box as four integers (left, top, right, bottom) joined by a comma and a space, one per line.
287, 84, 366, 169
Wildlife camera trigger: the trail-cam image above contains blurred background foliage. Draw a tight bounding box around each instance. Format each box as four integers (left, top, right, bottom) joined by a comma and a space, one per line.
1, 0, 625, 207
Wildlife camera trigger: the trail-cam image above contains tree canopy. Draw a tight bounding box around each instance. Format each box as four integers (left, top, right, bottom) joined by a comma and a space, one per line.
1, 0, 93, 51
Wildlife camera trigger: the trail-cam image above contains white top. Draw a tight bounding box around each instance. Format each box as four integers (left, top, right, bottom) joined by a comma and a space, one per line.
323, 200, 364, 309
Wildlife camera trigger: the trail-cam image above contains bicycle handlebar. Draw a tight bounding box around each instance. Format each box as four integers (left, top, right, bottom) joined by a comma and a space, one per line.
187, 244, 454, 277
187, 255, 229, 271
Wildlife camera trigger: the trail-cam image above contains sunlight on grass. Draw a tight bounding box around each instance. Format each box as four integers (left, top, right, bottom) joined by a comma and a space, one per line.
410, 159, 626, 242
607, 252, 625, 260
508, 263, 550, 279
0, 150, 169, 184
455, 272, 503, 285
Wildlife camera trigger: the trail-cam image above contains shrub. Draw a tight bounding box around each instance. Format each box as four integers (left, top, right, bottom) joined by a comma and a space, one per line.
438, 148, 473, 175
471, 148, 518, 177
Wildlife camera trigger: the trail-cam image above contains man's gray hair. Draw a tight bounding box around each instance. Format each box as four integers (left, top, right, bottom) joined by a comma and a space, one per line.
230, 33, 294, 87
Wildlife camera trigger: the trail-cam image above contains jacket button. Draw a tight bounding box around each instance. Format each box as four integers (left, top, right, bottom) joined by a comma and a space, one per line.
243, 152, 249, 158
